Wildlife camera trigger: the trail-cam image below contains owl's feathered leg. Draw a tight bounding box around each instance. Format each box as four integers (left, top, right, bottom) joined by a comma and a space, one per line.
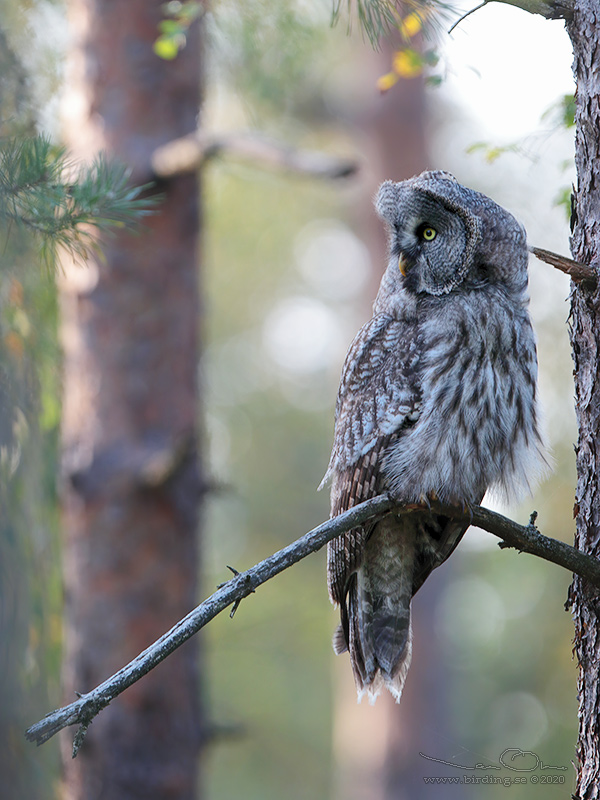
346, 515, 416, 702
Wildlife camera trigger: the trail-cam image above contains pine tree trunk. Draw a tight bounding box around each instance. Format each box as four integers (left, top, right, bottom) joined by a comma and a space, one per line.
567, 2, 600, 797
60, 2, 204, 798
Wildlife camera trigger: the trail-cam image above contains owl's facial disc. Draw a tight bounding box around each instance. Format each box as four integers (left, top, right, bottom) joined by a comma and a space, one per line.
395, 202, 469, 296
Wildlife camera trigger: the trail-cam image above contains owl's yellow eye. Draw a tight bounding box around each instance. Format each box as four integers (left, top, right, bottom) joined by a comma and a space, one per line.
421, 226, 437, 241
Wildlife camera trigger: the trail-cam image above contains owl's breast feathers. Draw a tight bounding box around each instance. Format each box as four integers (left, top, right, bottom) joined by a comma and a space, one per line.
323, 287, 545, 505
383, 287, 546, 505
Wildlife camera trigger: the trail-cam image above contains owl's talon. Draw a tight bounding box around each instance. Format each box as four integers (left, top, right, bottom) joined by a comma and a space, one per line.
385, 490, 426, 512
400, 502, 427, 512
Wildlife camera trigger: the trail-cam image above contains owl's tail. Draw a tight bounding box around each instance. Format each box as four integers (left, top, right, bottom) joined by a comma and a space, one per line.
336, 517, 415, 703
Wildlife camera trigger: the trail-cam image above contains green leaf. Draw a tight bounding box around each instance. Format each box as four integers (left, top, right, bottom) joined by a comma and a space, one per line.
465, 141, 489, 155
423, 48, 440, 66
554, 186, 572, 221
154, 0, 203, 60
158, 19, 183, 34
561, 94, 576, 128
465, 140, 520, 163
541, 93, 575, 129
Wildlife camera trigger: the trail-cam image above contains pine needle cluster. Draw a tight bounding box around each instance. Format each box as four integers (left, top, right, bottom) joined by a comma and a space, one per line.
0, 135, 153, 267
332, 0, 454, 47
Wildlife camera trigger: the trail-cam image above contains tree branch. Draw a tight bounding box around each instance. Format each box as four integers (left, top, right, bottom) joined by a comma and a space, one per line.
428, 501, 600, 587
530, 245, 597, 283
25, 495, 599, 754
449, 0, 573, 32
151, 131, 359, 181
493, 0, 573, 18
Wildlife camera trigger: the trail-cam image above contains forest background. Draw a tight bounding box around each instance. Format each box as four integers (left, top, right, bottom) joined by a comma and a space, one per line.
1, 0, 581, 798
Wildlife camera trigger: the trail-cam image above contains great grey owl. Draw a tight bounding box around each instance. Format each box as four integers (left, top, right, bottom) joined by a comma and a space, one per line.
320, 170, 546, 702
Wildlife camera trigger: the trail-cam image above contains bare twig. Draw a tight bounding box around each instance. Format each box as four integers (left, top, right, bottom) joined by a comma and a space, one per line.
448, 1, 488, 34
26, 495, 599, 753
151, 131, 359, 181
530, 245, 597, 283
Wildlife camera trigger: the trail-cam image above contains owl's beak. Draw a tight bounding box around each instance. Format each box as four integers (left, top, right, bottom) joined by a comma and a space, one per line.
398, 255, 407, 276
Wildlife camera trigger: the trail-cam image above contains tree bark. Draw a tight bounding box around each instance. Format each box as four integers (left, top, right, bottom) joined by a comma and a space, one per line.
567, 2, 600, 797
60, 1, 204, 798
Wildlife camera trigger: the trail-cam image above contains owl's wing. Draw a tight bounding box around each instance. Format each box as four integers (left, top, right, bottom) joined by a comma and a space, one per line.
321, 313, 420, 488
327, 441, 391, 613
324, 313, 421, 609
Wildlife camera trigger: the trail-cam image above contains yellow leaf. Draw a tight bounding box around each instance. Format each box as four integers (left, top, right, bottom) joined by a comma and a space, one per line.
400, 12, 422, 38
153, 37, 179, 60
393, 49, 422, 79
376, 72, 399, 93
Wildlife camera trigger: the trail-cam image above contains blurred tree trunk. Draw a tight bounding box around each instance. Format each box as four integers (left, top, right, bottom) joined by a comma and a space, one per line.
0, 17, 61, 800
567, 2, 600, 797
60, 2, 204, 798
332, 35, 461, 800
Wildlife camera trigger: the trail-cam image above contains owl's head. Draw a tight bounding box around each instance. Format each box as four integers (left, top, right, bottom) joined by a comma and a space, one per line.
375, 171, 528, 296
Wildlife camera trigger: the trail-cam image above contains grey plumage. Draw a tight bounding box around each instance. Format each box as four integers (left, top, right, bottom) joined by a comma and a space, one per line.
321, 170, 546, 702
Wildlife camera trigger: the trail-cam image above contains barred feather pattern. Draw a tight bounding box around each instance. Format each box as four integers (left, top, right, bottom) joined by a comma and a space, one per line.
323, 171, 547, 703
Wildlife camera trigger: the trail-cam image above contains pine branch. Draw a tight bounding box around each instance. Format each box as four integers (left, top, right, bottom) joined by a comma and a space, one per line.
332, 0, 401, 46
0, 136, 154, 266
332, 0, 573, 43
332, 0, 455, 46
25, 495, 599, 754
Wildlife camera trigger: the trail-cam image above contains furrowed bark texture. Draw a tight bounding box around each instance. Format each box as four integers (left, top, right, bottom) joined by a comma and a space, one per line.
567, 3, 600, 797
60, 1, 203, 798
